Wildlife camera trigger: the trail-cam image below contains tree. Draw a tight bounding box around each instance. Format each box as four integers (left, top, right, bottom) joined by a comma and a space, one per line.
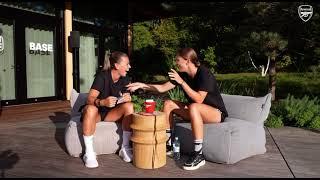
243, 31, 288, 101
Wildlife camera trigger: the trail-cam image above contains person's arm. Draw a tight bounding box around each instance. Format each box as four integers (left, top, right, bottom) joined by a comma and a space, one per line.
180, 82, 208, 103
87, 89, 118, 108
126, 81, 175, 93
168, 68, 207, 103
87, 89, 100, 106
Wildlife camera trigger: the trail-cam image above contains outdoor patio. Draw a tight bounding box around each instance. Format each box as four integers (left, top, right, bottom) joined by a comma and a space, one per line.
0, 101, 319, 178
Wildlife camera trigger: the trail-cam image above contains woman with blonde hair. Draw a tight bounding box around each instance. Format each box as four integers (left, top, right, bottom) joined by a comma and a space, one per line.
82, 51, 134, 168
127, 47, 228, 170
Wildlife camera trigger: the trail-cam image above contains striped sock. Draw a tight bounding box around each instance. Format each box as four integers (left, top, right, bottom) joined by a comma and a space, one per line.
166, 129, 172, 146
194, 139, 203, 154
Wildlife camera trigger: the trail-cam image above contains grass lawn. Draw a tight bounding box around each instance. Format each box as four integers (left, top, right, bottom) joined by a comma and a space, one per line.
215, 72, 320, 99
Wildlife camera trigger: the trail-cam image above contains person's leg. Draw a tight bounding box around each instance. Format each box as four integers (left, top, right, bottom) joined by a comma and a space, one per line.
82, 105, 102, 168
163, 100, 190, 129
183, 103, 222, 171
189, 103, 221, 141
104, 102, 134, 162
163, 100, 190, 154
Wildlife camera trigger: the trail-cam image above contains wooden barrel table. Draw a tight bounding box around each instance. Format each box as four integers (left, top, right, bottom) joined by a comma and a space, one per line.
130, 111, 167, 169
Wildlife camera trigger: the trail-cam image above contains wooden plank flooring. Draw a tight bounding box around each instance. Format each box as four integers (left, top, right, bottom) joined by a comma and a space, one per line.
268, 127, 320, 178
0, 101, 317, 177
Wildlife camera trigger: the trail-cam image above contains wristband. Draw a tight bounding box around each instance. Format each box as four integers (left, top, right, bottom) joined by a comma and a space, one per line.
94, 99, 100, 107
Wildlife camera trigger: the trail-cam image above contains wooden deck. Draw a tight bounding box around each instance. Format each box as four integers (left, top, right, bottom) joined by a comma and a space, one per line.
0, 101, 319, 178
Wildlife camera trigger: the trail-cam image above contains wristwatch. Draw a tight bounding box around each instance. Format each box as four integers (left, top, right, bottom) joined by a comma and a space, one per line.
94, 99, 100, 107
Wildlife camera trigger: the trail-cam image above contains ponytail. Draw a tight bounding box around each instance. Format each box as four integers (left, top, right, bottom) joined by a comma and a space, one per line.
103, 51, 128, 71
103, 53, 111, 70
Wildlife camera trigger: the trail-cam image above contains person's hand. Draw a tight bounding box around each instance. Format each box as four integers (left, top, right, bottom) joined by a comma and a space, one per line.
126, 82, 146, 92
118, 93, 131, 103
101, 96, 118, 108
168, 69, 184, 85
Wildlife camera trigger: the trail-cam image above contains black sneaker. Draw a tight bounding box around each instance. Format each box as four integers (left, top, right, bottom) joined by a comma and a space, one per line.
182, 151, 205, 170
166, 132, 173, 156
166, 143, 173, 156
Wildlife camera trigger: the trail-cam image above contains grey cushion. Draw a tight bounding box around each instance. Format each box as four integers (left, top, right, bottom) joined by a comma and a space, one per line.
65, 115, 122, 157
175, 118, 266, 164
221, 93, 271, 125
65, 89, 122, 157
70, 89, 88, 117
174, 93, 272, 164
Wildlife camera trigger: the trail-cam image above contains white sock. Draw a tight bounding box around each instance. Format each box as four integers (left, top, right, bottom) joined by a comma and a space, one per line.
194, 139, 203, 154
166, 129, 172, 146
83, 135, 95, 155
122, 131, 132, 149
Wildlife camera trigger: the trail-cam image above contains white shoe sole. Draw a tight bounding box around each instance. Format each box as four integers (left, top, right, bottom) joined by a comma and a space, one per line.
119, 149, 132, 163
183, 160, 205, 170
83, 154, 99, 168
85, 163, 99, 168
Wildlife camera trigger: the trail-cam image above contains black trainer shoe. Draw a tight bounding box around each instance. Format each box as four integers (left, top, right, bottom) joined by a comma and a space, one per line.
166, 132, 173, 156
166, 143, 173, 156
182, 151, 205, 170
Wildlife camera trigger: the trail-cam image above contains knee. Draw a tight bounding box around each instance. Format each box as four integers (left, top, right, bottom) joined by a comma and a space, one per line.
163, 99, 175, 111
123, 102, 134, 114
83, 105, 98, 117
188, 103, 200, 112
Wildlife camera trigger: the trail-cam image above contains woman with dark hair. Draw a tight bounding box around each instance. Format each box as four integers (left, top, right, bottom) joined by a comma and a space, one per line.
82, 51, 134, 168
127, 47, 228, 170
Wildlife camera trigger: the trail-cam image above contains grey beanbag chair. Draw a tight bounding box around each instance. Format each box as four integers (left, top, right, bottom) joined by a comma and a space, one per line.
64, 89, 122, 157
175, 93, 272, 164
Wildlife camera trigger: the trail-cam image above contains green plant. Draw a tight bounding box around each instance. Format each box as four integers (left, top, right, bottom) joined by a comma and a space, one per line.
200, 46, 217, 73
131, 94, 165, 112
308, 116, 320, 130
131, 95, 145, 113
150, 95, 164, 111
265, 113, 284, 128
270, 94, 320, 130
282, 95, 320, 127
168, 86, 188, 103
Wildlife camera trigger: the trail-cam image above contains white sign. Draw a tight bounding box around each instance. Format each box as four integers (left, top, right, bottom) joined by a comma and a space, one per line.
29, 42, 53, 55
0, 36, 4, 53
298, 5, 313, 22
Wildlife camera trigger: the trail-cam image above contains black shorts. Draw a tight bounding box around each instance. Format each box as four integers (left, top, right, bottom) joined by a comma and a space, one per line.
217, 108, 226, 122
221, 112, 226, 122
80, 107, 110, 122
99, 110, 109, 121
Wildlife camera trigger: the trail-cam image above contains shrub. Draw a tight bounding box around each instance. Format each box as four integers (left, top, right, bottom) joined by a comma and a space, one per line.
200, 46, 217, 73
308, 116, 320, 130
218, 80, 257, 96
265, 113, 284, 128
269, 94, 320, 130
131, 95, 144, 113
282, 95, 320, 127
168, 86, 188, 103
131, 94, 165, 112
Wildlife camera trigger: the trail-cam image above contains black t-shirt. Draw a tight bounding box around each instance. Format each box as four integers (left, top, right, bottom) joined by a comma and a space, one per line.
174, 65, 228, 119
91, 70, 131, 112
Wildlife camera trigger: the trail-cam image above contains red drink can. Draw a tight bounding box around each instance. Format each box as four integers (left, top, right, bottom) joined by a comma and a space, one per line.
145, 99, 156, 113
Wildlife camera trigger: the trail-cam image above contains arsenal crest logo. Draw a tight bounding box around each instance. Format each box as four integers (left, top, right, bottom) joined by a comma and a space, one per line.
298, 5, 313, 22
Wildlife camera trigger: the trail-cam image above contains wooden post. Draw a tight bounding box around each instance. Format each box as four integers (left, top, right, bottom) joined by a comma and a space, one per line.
64, 2, 73, 100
